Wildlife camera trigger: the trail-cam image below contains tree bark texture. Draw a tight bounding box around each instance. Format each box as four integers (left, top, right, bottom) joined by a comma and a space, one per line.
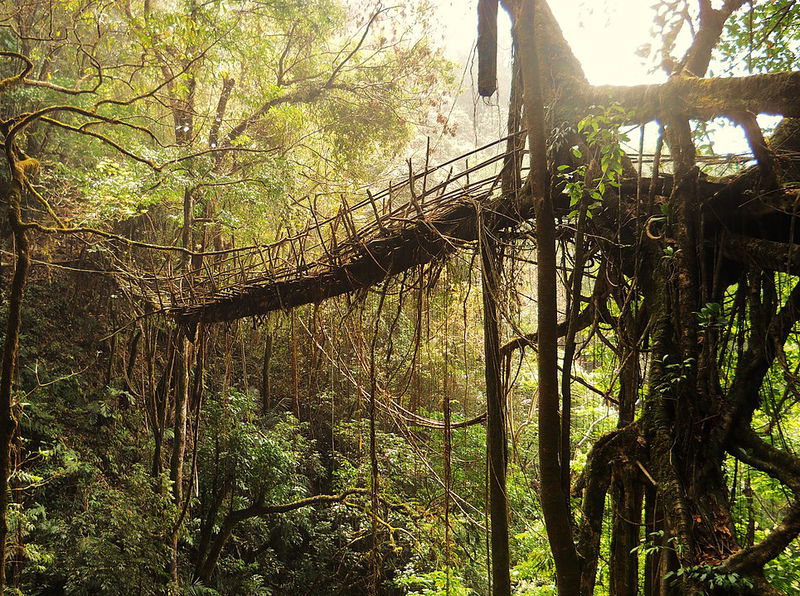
480, 224, 511, 596
517, 0, 581, 593
0, 177, 29, 590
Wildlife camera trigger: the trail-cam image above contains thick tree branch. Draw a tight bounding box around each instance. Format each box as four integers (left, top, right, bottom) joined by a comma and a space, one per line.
248, 487, 369, 515
723, 234, 800, 278
729, 427, 800, 494
0, 51, 33, 94
576, 71, 800, 123
681, 0, 747, 76
197, 488, 370, 581
723, 279, 800, 441
735, 111, 778, 188
575, 424, 641, 594
208, 77, 235, 150
725, 427, 800, 574
723, 501, 800, 574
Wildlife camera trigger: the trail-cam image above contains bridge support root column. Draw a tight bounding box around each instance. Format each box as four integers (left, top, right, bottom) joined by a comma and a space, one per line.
480, 220, 511, 596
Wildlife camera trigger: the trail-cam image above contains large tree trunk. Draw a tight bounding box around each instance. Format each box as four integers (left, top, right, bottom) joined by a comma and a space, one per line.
480, 224, 511, 596
518, 1, 581, 593
0, 176, 30, 590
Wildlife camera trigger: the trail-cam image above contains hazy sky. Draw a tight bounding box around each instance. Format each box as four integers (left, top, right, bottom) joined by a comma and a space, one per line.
434, 0, 667, 87
425, 1, 669, 156
430, 1, 755, 157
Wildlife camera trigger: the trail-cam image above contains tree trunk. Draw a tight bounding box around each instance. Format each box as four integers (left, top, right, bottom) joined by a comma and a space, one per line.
517, 1, 581, 592
609, 466, 643, 596
170, 334, 190, 504
0, 177, 30, 590
261, 332, 273, 413
480, 222, 511, 596
291, 311, 300, 419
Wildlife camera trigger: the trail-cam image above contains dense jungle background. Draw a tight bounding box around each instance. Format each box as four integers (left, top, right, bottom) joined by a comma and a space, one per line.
1, 0, 800, 594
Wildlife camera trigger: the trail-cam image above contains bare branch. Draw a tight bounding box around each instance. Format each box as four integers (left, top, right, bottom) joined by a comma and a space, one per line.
0, 51, 33, 94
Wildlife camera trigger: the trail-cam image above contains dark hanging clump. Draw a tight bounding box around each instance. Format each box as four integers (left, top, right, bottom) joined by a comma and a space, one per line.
478, 0, 498, 97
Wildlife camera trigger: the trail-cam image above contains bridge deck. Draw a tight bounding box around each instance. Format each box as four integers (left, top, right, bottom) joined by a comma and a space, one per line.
162, 133, 527, 324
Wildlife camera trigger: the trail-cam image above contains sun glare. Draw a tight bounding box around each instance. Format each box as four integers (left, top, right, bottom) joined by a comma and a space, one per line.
433, 0, 760, 157
435, 0, 665, 87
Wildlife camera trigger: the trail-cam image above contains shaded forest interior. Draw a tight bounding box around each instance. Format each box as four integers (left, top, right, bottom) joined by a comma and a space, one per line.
1, 0, 800, 594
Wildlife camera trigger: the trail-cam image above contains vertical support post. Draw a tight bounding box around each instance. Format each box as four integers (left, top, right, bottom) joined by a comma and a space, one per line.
516, 1, 581, 593
480, 219, 511, 596
291, 311, 300, 419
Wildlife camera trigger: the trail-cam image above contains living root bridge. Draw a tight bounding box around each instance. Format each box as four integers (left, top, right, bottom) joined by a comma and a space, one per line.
168, 76, 800, 328
161, 2, 800, 593
170, 132, 530, 325
175, 199, 484, 325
